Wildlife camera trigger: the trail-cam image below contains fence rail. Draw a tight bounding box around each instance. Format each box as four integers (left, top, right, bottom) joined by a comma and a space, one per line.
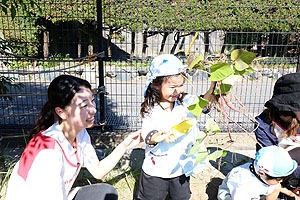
0, 0, 299, 134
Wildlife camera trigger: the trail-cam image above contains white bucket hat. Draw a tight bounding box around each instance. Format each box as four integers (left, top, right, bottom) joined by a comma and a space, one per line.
143, 54, 187, 97
254, 146, 297, 177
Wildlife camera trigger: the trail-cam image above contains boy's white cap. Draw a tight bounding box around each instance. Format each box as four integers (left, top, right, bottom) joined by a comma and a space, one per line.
254, 146, 297, 177
144, 54, 187, 97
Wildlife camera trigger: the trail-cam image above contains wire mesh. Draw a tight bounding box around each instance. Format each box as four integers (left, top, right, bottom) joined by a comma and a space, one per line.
0, 0, 299, 134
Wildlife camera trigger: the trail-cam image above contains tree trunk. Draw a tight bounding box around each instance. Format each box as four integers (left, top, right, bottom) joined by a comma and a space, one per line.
159, 32, 169, 54
88, 36, 93, 56
108, 28, 113, 58
131, 31, 135, 55
43, 30, 49, 59
78, 31, 81, 58
170, 32, 180, 54
204, 31, 210, 55
142, 30, 148, 59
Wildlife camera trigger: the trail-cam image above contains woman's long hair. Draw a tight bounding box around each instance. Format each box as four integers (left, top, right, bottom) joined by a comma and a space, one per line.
265, 108, 299, 137
29, 75, 91, 137
141, 73, 186, 118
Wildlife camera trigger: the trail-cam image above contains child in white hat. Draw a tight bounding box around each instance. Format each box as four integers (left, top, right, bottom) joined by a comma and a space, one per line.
218, 146, 298, 200
135, 54, 215, 200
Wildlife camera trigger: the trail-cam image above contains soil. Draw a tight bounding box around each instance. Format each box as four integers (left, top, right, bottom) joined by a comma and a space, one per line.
190, 133, 257, 200
111, 132, 300, 200
1, 132, 300, 200
102, 132, 259, 200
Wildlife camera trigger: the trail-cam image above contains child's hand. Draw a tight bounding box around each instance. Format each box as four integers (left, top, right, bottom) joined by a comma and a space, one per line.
291, 186, 300, 196
121, 129, 143, 150
152, 131, 178, 143
280, 186, 296, 197
164, 133, 177, 143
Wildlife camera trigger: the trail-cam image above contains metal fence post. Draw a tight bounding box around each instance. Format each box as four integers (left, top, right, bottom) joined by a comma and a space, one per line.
96, 0, 106, 131
297, 31, 300, 72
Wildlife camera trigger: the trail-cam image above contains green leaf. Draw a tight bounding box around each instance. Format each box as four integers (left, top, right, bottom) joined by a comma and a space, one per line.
189, 138, 203, 155
207, 150, 227, 162
188, 55, 204, 71
195, 147, 208, 165
235, 59, 249, 71
194, 64, 206, 71
205, 118, 220, 135
222, 74, 241, 85
235, 66, 255, 76
187, 96, 209, 118
231, 49, 256, 71
209, 63, 234, 81
196, 130, 207, 144
214, 83, 231, 95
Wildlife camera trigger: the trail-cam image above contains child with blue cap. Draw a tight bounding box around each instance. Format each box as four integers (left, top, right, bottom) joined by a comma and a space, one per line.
218, 146, 298, 200
135, 54, 216, 200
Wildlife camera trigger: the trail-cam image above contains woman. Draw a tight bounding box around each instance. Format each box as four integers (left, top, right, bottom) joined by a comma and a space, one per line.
5, 75, 142, 200
254, 72, 300, 198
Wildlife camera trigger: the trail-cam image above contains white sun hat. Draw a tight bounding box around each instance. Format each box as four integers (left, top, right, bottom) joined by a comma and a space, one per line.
254, 146, 297, 177
143, 54, 187, 97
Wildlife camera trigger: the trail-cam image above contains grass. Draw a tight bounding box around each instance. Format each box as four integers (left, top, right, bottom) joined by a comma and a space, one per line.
0, 154, 17, 200
0, 159, 142, 200
0, 144, 143, 200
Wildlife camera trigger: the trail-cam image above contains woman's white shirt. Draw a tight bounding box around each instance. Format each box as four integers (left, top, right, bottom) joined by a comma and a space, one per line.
5, 122, 99, 200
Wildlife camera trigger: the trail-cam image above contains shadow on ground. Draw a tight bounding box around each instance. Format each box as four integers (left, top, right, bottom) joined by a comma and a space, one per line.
208, 146, 253, 176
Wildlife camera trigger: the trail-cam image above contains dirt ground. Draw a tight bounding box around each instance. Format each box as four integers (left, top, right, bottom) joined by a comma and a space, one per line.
2, 132, 299, 200
105, 132, 258, 200
112, 132, 300, 200
189, 133, 257, 200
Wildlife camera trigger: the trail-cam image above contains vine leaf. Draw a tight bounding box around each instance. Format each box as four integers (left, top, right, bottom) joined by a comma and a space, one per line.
188, 55, 204, 71
209, 63, 234, 81
222, 74, 241, 85
207, 150, 227, 162
195, 147, 208, 165
187, 96, 209, 118
205, 118, 220, 135
231, 49, 256, 71
189, 131, 206, 155
214, 83, 232, 95
235, 66, 255, 76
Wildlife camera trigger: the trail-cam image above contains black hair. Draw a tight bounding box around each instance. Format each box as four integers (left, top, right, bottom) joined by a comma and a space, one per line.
29, 75, 91, 137
140, 73, 187, 118
264, 173, 284, 181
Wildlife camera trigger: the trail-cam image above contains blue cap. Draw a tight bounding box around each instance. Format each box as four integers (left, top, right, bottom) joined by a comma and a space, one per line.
254, 146, 297, 177
143, 54, 187, 97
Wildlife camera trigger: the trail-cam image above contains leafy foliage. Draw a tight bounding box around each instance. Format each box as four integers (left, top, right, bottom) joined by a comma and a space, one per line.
187, 49, 256, 118
187, 97, 209, 118
186, 49, 256, 161
189, 118, 226, 164
0, 75, 24, 101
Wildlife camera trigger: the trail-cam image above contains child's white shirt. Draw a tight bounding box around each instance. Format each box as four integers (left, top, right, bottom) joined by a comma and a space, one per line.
218, 163, 277, 200
141, 95, 207, 178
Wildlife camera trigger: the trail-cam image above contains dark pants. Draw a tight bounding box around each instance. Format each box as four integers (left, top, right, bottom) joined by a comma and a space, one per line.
73, 183, 118, 200
288, 147, 300, 165
135, 170, 191, 200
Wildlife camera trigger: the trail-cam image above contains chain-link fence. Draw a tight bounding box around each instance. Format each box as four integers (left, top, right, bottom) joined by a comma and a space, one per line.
0, 0, 299, 135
